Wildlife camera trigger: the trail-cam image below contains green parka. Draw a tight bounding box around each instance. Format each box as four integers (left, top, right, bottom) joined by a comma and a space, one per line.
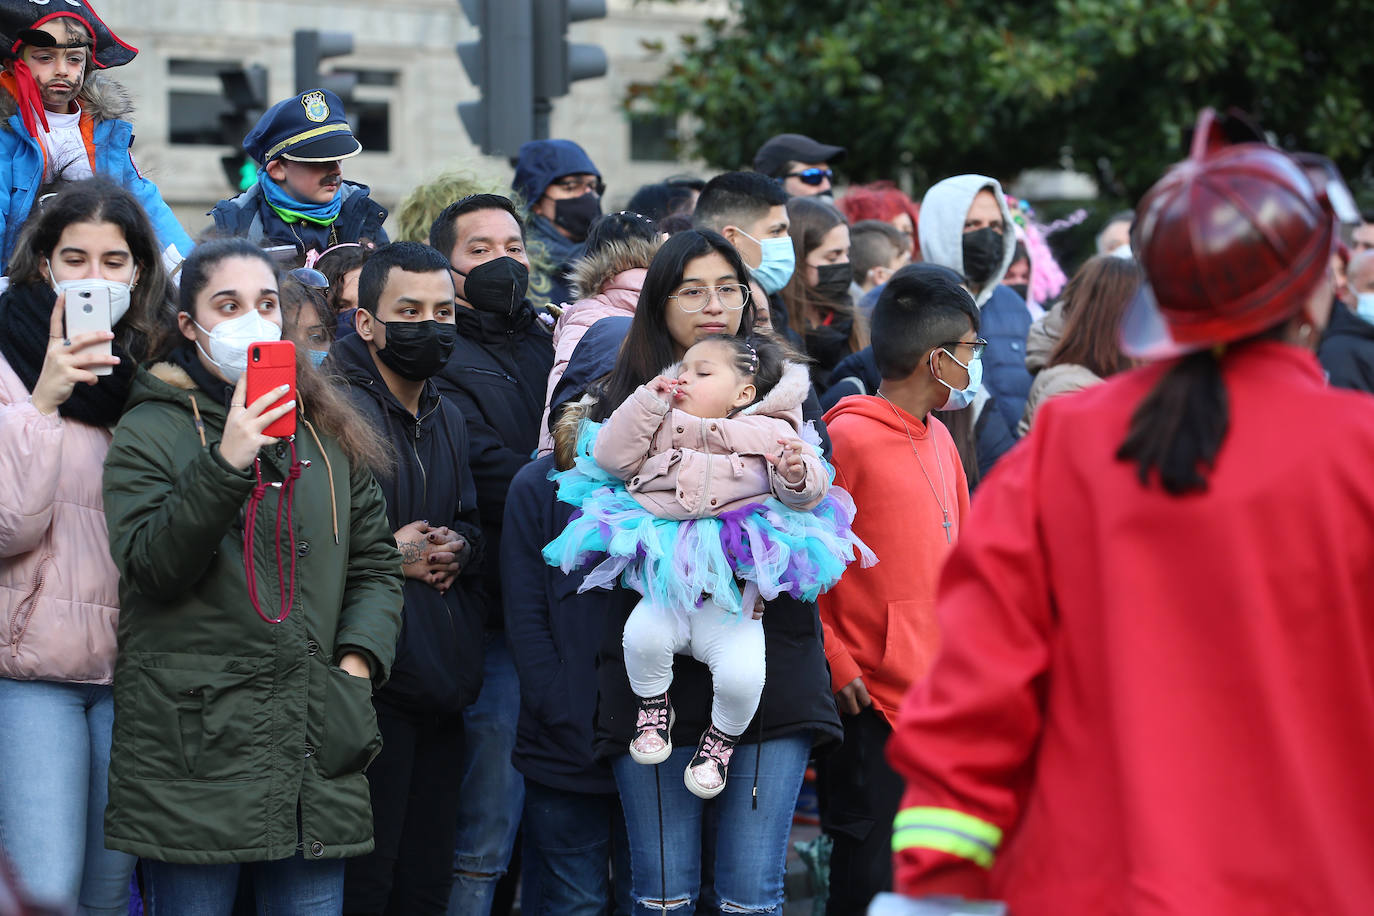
101, 361, 404, 864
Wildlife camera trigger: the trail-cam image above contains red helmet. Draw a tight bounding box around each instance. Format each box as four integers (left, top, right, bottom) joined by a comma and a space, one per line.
1123, 109, 1348, 358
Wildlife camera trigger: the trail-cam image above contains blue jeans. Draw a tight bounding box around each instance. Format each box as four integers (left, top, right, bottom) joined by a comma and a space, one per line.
446, 634, 524, 916
521, 779, 632, 916
612, 733, 810, 916
144, 856, 344, 916
0, 678, 135, 915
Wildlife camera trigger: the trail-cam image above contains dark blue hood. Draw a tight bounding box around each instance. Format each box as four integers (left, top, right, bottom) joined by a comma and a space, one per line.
512, 139, 600, 208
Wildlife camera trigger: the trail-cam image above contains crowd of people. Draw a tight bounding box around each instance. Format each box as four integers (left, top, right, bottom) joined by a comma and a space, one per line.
4, 3, 1374, 916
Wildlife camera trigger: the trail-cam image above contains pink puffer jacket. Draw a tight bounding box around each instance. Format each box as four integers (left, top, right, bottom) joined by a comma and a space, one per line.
593, 361, 827, 520
539, 235, 661, 455
0, 352, 120, 684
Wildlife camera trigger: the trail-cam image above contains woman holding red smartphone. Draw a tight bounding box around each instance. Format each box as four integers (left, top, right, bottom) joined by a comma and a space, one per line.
0, 177, 171, 914
101, 238, 405, 915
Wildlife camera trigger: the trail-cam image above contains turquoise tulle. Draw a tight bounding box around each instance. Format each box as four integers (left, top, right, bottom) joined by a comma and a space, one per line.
542, 419, 877, 624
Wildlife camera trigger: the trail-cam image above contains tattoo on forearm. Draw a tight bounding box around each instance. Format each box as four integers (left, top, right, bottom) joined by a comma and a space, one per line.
398, 540, 423, 564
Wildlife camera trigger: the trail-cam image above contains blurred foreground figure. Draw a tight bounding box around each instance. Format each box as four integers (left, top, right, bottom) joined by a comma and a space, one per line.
885, 109, 1374, 914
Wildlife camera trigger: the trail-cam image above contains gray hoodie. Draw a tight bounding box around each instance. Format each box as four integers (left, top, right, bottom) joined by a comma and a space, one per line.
917, 175, 1018, 307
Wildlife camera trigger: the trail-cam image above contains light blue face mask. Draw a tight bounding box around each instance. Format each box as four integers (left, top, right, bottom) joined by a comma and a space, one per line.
1357, 292, 1374, 323
737, 229, 796, 295
934, 347, 983, 411
307, 348, 330, 368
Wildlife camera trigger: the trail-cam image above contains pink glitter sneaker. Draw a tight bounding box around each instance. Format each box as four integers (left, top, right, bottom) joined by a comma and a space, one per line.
628, 693, 675, 765
684, 724, 741, 799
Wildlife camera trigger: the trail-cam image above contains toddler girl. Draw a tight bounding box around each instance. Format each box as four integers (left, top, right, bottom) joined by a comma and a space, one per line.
545, 333, 873, 797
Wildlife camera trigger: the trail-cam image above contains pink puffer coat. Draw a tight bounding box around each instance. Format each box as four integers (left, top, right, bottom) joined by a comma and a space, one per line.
539, 235, 661, 455
0, 352, 120, 683
592, 361, 827, 520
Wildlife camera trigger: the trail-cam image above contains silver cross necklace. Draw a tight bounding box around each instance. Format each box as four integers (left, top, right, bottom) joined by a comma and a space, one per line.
878, 391, 953, 543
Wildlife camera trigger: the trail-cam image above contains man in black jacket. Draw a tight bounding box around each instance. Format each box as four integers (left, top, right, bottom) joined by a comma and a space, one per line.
503, 452, 635, 915
427, 193, 553, 912
1319, 249, 1374, 393
334, 242, 487, 915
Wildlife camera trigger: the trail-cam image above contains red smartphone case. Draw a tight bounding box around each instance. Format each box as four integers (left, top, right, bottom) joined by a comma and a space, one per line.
245, 340, 297, 439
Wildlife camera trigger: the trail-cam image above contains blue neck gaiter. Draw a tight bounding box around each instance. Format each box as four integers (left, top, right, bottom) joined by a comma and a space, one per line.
258, 168, 343, 226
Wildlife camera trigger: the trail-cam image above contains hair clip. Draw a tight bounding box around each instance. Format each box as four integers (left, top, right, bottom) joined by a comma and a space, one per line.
744, 341, 759, 374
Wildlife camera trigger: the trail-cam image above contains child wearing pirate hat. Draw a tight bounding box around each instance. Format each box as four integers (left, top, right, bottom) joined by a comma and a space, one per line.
0, 0, 193, 270
208, 88, 389, 259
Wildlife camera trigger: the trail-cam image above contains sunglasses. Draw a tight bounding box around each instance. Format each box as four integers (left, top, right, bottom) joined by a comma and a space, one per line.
288, 267, 330, 290
783, 168, 834, 186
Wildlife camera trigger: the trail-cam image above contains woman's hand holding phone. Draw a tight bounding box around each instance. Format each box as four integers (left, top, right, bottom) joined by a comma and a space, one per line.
220, 375, 296, 471
31, 294, 119, 415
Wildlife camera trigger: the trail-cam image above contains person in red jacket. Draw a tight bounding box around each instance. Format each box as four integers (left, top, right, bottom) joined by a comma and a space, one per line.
884, 109, 1374, 914
816, 262, 977, 915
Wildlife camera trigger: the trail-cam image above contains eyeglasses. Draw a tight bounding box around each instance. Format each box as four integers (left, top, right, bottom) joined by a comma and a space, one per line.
783, 168, 834, 186
670, 284, 750, 312
945, 339, 989, 359
941, 338, 988, 360
551, 176, 605, 196
288, 267, 330, 290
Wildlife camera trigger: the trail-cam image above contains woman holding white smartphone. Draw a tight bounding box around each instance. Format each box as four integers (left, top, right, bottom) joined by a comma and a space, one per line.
0, 176, 172, 914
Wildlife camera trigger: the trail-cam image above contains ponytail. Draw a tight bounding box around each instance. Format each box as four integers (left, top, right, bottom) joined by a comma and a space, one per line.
1116, 350, 1229, 495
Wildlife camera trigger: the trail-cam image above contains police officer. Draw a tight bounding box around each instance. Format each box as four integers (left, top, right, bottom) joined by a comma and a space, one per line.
209, 88, 388, 258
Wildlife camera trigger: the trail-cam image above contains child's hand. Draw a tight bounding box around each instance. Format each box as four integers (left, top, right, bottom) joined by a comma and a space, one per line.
752, 595, 765, 620
767, 437, 808, 486
648, 374, 684, 399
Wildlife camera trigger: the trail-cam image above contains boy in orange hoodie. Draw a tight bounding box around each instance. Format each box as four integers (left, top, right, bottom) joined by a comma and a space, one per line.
817, 263, 979, 915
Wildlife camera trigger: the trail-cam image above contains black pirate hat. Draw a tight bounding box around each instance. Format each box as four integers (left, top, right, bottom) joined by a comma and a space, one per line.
0, 0, 136, 69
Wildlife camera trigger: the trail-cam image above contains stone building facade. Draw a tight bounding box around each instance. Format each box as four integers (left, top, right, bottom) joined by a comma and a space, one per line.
92, 0, 725, 235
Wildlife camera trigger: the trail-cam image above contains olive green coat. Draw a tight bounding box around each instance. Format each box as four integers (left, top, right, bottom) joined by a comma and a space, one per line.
102, 361, 403, 864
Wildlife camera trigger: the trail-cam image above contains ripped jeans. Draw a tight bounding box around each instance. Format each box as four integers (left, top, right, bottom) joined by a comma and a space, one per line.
612, 733, 809, 915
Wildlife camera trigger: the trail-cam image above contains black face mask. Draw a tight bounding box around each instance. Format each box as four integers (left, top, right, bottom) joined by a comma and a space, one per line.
812, 262, 852, 302
455, 256, 530, 316
373, 319, 457, 381
1008, 283, 1029, 301
553, 193, 601, 242
962, 227, 1004, 286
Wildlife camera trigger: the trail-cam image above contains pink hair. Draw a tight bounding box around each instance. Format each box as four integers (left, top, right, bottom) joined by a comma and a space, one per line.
838, 181, 921, 258
1006, 195, 1067, 307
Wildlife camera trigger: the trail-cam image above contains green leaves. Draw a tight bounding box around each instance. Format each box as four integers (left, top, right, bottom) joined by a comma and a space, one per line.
625, 0, 1374, 199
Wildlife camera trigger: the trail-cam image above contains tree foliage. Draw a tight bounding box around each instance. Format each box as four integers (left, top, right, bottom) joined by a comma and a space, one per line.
626, 0, 1374, 199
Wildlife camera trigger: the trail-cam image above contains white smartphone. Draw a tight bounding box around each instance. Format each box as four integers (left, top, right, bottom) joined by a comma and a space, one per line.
63, 285, 114, 376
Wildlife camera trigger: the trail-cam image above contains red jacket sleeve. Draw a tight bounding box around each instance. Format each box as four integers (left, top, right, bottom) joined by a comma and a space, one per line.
885, 435, 1052, 898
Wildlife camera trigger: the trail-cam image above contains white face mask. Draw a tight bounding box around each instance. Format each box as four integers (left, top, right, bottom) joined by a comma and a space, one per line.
192, 310, 281, 383
49, 267, 136, 326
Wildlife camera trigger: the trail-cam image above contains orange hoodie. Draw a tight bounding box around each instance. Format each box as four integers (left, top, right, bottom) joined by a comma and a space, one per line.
819, 395, 970, 724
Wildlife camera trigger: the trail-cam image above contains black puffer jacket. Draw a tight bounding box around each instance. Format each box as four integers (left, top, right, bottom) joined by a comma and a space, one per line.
331, 333, 487, 713
433, 301, 553, 625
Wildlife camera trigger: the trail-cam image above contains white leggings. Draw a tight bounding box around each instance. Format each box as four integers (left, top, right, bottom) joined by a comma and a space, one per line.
622, 598, 767, 737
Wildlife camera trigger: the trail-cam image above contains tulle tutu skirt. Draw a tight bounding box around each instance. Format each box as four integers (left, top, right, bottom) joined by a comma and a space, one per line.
542, 419, 877, 626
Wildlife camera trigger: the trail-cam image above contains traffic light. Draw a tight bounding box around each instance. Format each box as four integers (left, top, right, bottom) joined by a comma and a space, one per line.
531, 0, 608, 101
293, 30, 357, 101
219, 64, 268, 192
456, 0, 534, 156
